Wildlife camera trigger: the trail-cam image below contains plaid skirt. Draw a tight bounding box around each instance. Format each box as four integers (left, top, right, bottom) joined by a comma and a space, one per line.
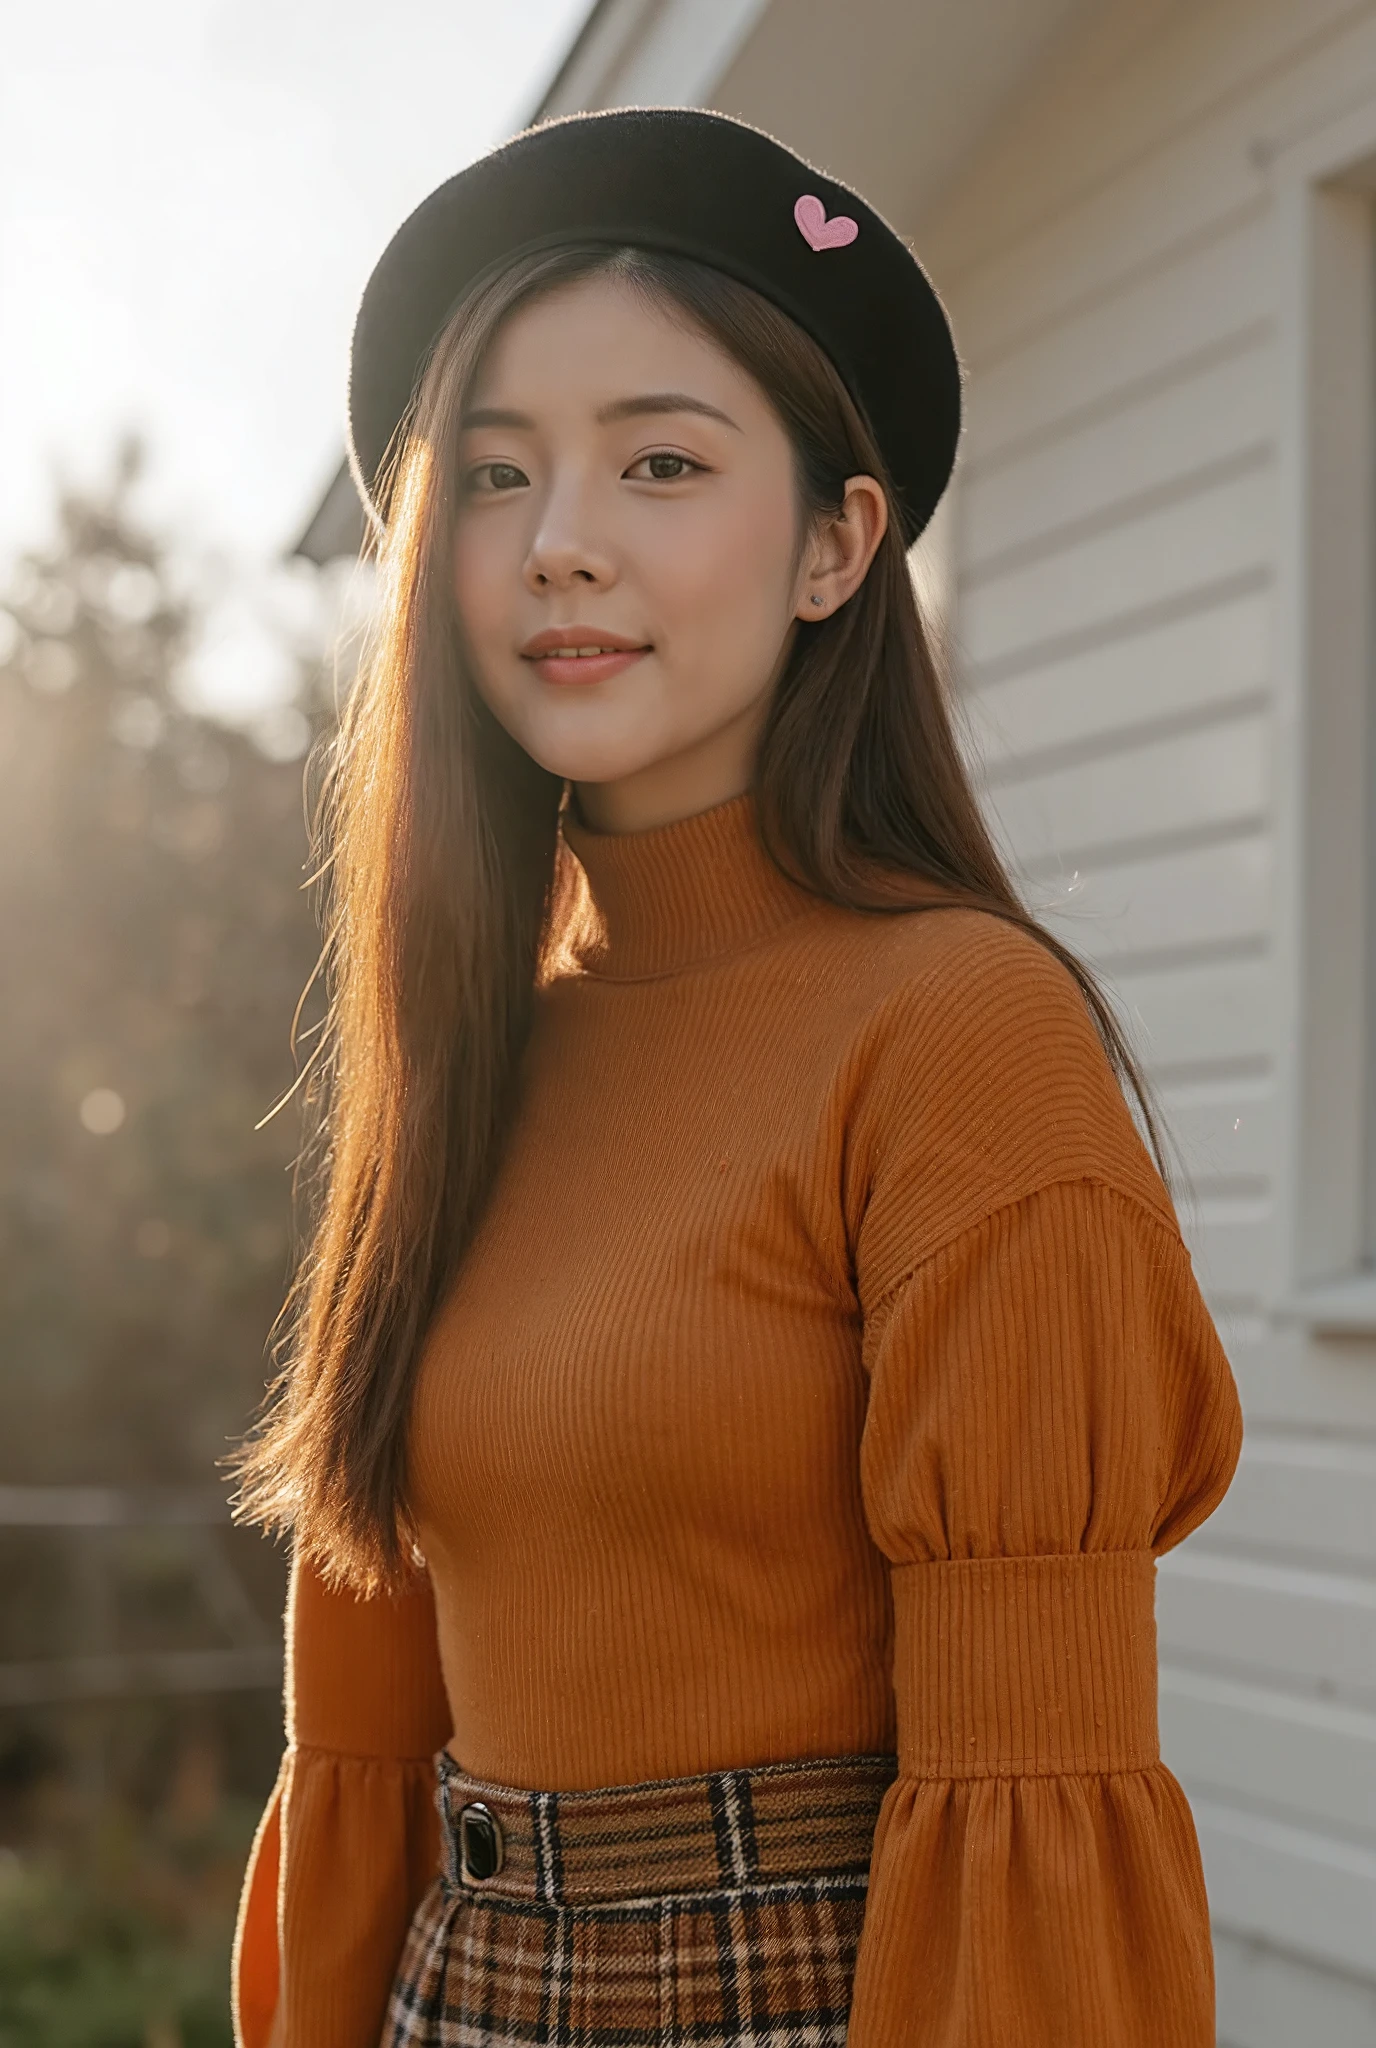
383, 1747, 898, 2047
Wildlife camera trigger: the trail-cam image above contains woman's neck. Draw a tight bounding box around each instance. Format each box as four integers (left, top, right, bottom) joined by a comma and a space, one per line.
568, 690, 770, 835
559, 786, 815, 980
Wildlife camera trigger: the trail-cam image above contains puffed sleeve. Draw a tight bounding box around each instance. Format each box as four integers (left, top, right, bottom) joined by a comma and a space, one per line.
839, 914, 1244, 2048
231, 1549, 453, 2048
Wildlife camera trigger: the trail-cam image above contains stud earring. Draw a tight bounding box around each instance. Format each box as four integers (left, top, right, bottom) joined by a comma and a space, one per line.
809, 594, 825, 607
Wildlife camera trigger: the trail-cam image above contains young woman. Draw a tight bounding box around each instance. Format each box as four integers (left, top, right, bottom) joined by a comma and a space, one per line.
231, 108, 1243, 2048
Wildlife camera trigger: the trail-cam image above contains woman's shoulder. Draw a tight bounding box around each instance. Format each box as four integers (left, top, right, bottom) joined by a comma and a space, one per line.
835, 902, 1179, 1254
833, 900, 1105, 1061
862, 896, 1077, 990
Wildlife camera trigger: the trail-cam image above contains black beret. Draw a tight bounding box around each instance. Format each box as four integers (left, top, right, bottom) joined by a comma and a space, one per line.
348, 105, 962, 547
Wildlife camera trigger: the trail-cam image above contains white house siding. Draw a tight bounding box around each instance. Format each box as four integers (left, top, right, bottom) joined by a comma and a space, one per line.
903, 2, 1376, 2039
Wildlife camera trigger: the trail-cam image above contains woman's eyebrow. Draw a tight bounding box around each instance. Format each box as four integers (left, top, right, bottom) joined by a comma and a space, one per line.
597, 392, 741, 430
459, 392, 741, 431
459, 405, 534, 430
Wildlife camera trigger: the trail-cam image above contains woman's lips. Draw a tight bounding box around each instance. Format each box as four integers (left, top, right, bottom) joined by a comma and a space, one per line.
525, 647, 650, 686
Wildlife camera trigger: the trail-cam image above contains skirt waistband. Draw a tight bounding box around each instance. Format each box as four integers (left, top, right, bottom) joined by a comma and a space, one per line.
435, 1750, 898, 1907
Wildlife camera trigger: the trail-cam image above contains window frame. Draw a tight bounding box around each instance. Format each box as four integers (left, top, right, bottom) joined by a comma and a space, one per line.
1269, 99, 1376, 1334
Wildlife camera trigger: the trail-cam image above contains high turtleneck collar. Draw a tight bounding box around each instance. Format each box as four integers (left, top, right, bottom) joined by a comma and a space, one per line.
558, 788, 815, 980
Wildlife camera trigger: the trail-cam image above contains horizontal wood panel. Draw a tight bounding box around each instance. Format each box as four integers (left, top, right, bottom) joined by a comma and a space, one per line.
926, 0, 1369, 292
961, 468, 1272, 675
1193, 1793, 1376, 1980
941, 3, 1376, 363
1206, 1435, 1376, 1571
962, 211, 1273, 467
965, 334, 1273, 569
951, 112, 1268, 369
1227, 1327, 1376, 1436
986, 711, 1268, 870
1161, 1664, 1376, 1839
962, 587, 1271, 774
1038, 834, 1271, 966
1181, 1204, 1279, 1305
1213, 1926, 1376, 2048
1158, 1075, 1276, 1187
1094, 954, 1276, 1077
1157, 1548, 1376, 1705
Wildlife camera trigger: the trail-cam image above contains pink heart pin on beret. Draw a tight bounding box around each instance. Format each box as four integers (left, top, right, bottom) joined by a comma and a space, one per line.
794, 193, 859, 251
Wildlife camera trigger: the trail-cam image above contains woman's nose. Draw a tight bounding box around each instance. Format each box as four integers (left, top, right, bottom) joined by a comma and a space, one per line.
523, 477, 617, 592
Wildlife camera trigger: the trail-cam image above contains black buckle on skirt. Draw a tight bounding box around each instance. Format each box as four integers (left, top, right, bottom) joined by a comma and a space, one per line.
458, 1800, 504, 1883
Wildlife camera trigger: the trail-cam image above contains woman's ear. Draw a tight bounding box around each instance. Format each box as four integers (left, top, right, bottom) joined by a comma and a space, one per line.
794, 475, 889, 623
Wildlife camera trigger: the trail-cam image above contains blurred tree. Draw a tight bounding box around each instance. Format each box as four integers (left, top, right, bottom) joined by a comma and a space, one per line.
0, 436, 331, 1488
0, 437, 347, 2044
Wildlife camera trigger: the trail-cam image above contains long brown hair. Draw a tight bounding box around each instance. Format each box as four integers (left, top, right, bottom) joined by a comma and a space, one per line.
233, 241, 1171, 1593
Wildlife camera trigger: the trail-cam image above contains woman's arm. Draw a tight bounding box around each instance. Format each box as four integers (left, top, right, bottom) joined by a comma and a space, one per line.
232, 1549, 453, 2048
836, 914, 1242, 2046
847, 1181, 1241, 2046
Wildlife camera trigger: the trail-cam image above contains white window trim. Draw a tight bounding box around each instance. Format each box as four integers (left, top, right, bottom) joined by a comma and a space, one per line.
1266, 96, 1376, 1337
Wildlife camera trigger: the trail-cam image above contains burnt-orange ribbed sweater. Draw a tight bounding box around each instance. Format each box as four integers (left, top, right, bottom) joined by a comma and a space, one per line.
232, 789, 1243, 2048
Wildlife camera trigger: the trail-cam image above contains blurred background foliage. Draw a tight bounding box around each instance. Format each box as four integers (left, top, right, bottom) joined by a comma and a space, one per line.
0, 438, 352, 2044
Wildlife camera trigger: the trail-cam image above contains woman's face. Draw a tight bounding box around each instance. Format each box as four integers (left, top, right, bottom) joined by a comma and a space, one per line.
451, 271, 884, 832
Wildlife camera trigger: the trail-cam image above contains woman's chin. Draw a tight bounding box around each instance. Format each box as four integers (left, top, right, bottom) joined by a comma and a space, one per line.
521, 733, 672, 791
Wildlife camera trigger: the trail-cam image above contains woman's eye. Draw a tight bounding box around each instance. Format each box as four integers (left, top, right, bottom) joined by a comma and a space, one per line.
467, 462, 528, 493
629, 452, 703, 482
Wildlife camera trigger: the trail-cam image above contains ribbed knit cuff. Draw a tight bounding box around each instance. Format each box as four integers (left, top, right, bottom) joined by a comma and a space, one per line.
891, 1551, 1159, 1778
286, 1554, 452, 1759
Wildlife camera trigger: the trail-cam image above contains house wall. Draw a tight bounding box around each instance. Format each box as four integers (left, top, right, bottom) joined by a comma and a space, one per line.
895, 2, 1376, 2039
